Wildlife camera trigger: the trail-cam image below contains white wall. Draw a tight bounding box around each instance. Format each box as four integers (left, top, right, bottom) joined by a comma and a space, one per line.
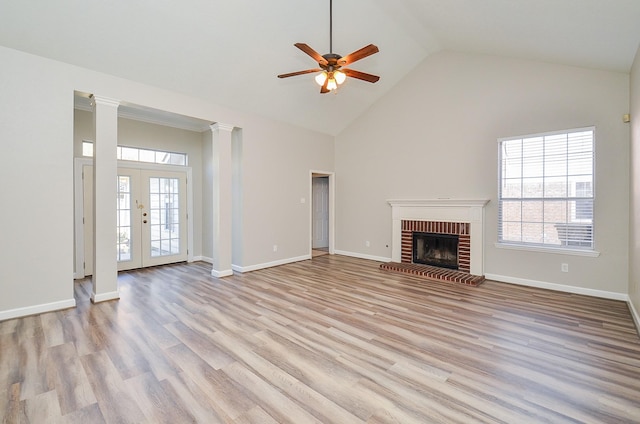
235, 119, 334, 270
0, 47, 76, 316
629, 45, 640, 320
0, 45, 334, 319
336, 51, 630, 296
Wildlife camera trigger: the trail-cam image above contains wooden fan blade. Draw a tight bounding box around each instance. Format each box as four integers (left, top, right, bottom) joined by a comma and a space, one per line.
338, 44, 379, 66
294, 43, 328, 66
320, 79, 330, 94
277, 68, 323, 79
343, 68, 380, 83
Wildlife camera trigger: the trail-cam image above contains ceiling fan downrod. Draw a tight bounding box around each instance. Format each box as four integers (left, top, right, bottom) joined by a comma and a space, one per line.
329, 0, 333, 54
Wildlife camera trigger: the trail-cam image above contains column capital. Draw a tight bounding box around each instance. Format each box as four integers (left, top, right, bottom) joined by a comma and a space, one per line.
210, 122, 234, 133
91, 95, 120, 109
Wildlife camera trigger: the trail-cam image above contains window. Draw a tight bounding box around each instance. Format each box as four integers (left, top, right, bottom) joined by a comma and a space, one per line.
82, 141, 187, 166
82, 140, 94, 157
498, 127, 594, 250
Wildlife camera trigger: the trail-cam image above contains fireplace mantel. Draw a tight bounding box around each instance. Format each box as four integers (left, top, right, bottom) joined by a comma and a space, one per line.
388, 199, 489, 276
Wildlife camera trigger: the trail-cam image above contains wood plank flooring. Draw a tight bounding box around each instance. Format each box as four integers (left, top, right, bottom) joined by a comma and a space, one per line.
2, 255, 640, 423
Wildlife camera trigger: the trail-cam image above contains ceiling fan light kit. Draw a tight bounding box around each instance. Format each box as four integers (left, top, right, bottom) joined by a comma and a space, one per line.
277, 0, 379, 94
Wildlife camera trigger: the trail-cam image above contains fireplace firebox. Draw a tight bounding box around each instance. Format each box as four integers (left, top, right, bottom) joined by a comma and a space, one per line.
412, 232, 459, 270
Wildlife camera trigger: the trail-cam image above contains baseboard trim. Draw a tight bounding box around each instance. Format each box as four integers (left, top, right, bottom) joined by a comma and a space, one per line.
484, 273, 628, 301
232, 255, 311, 273
0, 298, 76, 321
211, 268, 233, 278
191, 256, 212, 264
334, 250, 391, 263
91, 290, 120, 303
628, 299, 640, 337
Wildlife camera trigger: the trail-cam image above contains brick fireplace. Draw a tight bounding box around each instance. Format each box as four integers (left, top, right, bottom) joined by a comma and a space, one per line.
381, 199, 489, 285
402, 220, 470, 272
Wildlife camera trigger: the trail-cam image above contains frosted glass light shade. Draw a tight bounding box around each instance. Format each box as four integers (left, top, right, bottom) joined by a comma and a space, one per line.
327, 78, 337, 91
315, 72, 328, 86
334, 70, 346, 84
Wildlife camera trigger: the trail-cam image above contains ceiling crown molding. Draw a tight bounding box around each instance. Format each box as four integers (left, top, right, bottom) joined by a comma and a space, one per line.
73, 95, 212, 133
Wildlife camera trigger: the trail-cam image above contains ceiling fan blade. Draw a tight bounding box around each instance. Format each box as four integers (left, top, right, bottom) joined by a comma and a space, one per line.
294, 43, 328, 66
320, 79, 330, 94
277, 68, 323, 79
343, 68, 380, 83
338, 44, 379, 66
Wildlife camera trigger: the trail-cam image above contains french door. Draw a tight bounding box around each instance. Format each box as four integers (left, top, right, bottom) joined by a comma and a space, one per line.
84, 165, 188, 273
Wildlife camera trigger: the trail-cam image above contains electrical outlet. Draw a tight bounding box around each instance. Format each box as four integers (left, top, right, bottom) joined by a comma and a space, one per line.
561, 263, 569, 272
365, 240, 370, 247
273, 245, 278, 252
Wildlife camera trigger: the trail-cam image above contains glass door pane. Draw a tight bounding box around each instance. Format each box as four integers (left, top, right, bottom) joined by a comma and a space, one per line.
148, 176, 181, 257
117, 175, 132, 262
141, 170, 187, 267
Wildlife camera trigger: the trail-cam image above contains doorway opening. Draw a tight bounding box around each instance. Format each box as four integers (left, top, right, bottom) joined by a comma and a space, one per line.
76, 160, 191, 276
310, 171, 334, 258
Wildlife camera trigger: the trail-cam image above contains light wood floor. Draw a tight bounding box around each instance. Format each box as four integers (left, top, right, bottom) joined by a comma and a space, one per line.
2, 255, 640, 423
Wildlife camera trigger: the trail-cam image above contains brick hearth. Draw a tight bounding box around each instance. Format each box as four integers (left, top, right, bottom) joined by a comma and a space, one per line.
380, 262, 485, 286
381, 218, 484, 286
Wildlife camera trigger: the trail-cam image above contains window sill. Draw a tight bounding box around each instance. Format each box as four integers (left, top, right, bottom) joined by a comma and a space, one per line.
494, 242, 600, 257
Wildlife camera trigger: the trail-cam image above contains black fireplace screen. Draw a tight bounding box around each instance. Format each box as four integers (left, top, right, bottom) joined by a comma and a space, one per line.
412, 232, 459, 270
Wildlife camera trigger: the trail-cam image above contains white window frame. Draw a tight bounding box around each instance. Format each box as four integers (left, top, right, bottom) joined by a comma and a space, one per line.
82, 140, 187, 166
497, 127, 597, 255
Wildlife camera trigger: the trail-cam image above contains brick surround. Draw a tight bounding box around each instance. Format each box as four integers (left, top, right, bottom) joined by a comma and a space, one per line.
400, 220, 471, 274
382, 199, 489, 285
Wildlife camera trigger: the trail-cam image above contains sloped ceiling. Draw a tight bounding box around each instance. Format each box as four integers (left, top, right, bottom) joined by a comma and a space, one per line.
2, 0, 640, 135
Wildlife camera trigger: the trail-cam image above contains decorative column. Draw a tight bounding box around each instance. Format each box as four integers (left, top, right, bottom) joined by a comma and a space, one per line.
91, 95, 120, 302
210, 123, 234, 277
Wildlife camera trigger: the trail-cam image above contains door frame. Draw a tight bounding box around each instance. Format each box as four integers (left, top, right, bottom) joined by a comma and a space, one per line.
309, 170, 335, 256
74, 157, 194, 278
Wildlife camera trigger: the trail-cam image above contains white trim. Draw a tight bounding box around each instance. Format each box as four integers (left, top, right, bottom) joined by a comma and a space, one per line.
309, 171, 335, 256
387, 199, 490, 208
0, 299, 76, 321
191, 255, 212, 263
497, 126, 596, 143
497, 127, 595, 251
628, 300, 640, 337
211, 269, 233, 278
484, 273, 628, 301
186, 167, 194, 264
74, 158, 92, 278
387, 199, 489, 276
495, 242, 600, 257
232, 255, 310, 273
91, 291, 120, 303
333, 250, 391, 263
211, 122, 235, 132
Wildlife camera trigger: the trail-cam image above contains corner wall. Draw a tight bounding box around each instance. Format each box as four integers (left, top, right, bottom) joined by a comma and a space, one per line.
629, 44, 640, 326
336, 51, 630, 297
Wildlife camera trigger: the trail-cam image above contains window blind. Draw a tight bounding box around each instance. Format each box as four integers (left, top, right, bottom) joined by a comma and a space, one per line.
498, 127, 594, 249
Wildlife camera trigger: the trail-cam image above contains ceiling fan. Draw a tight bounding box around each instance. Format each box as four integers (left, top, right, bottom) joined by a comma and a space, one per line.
277, 0, 380, 93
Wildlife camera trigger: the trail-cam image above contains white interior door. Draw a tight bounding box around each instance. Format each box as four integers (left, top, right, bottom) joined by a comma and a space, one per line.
83, 165, 188, 273
312, 176, 329, 249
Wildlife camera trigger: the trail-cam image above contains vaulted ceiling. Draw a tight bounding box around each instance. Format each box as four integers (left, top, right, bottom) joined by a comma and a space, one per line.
2, 0, 640, 135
